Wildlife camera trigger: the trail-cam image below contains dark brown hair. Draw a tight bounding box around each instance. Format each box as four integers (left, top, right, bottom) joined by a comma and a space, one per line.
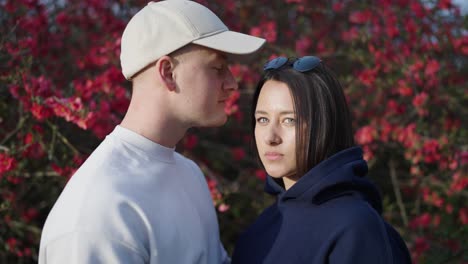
251, 63, 355, 177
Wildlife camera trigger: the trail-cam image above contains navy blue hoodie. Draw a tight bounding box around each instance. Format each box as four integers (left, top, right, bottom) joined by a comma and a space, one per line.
232, 147, 412, 264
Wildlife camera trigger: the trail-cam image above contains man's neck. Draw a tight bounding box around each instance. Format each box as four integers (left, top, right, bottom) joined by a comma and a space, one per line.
120, 114, 187, 148
120, 85, 188, 148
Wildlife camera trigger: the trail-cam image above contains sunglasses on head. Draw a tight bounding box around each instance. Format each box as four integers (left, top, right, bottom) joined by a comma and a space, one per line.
263, 56, 322, 72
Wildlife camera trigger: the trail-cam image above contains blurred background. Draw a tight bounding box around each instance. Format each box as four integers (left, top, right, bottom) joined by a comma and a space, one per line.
0, 0, 467, 263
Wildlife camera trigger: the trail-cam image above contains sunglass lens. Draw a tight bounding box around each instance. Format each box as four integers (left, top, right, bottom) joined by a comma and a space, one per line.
264, 57, 288, 71
294, 56, 321, 72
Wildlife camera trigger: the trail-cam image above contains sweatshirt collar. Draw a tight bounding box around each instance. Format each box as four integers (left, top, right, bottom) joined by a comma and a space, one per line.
282, 146, 366, 200
264, 147, 381, 213
110, 125, 175, 163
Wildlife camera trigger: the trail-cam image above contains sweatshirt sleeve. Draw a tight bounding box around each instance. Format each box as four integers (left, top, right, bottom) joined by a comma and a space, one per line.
220, 241, 232, 264
39, 230, 147, 264
328, 211, 394, 264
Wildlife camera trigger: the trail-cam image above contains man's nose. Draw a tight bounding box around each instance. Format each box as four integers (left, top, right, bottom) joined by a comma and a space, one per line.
223, 69, 238, 91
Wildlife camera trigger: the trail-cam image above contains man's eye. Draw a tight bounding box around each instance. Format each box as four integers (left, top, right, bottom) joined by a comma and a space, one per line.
213, 65, 225, 72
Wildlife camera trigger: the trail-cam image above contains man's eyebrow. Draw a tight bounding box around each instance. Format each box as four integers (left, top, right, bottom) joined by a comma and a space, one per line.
211, 52, 228, 63
219, 53, 228, 60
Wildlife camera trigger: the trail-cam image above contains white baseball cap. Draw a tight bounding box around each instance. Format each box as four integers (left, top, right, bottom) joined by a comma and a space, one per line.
120, 0, 266, 80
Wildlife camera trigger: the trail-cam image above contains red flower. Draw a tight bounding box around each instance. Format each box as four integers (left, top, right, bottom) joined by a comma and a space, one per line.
207, 179, 222, 202
55, 11, 69, 26
412, 92, 428, 108
6, 237, 18, 251
409, 213, 431, 229
249, 26, 262, 38
295, 37, 312, 56
408, 60, 425, 73
424, 59, 440, 77
412, 236, 430, 259
249, 21, 277, 43
460, 151, 468, 165
423, 189, 444, 207
8, 85, 21, 99
255, 169, 267, 181
397, 123, 420, 148
355, 125, 375, 145
438, 0, 452, 10
444, 118, 461, 131
379, 119, 393, 142
410, 2, 426, 18
51, 163, 75, 178
44, 96, 90, 129
224, 90, 240, 115
341, 27, 360, 42
22, 208, 39, 223
231, 147, 246, 161
357, 68, 377, 87
396, 80, 413, 97
385, 25, 399, 39
459, 208, 468, 225
332, 2, 344, 12
349, 10, 373, 24
30, 103, 52, 121
422, 139, 441, 164
404, 19, 418, 35
183, 134, 198, 150
449, 172, 468, 194
7, 175, 23, 184
387, 100, 406, 115
23, 142, 45, 159
23, 248, 32, 257
446, 204, 453, 214
452, 35, 468, 55
24, 133, 33, 145
410, 166, 421, 176
217, 203, 230, 213
362, 145, 374, 161
0, 153, 17, 178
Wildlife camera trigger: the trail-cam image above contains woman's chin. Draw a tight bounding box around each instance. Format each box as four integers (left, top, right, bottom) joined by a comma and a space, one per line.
266, 169, 295, 179
268, 173, 284, 179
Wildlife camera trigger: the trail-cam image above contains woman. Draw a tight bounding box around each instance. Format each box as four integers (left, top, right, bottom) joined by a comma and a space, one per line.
232, 56, 412, 264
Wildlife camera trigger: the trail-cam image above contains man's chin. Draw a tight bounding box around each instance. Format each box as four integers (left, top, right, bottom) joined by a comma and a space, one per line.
198, 115, 228, 128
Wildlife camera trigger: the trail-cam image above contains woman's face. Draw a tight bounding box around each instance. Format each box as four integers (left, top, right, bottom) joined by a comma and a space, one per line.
254, 80, 297, 187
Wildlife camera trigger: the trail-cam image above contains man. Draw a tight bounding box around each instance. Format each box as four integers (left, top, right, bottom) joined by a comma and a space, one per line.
39, 1, 265, 263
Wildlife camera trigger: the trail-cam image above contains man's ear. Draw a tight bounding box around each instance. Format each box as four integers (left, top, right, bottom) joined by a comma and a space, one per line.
156, 56, 177, 91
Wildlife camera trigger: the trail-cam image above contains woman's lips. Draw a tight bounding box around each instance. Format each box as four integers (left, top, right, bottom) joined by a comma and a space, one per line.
264, 152, 284, 161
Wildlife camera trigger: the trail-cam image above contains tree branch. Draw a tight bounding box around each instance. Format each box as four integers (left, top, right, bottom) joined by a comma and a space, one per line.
389, 158, 408, 226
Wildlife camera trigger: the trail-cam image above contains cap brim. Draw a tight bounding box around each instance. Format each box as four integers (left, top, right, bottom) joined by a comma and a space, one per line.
192, 31, 266, 63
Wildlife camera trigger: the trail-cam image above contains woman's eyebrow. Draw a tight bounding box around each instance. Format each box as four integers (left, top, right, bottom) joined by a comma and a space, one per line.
255, 110, 295, 115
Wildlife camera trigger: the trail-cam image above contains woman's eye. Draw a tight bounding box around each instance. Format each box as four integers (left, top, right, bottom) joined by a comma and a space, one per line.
283, 118, 296, 124
257, 117, 268, 123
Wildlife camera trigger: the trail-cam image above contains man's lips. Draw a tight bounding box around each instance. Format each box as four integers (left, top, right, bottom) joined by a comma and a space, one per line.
264, 152, 284, 161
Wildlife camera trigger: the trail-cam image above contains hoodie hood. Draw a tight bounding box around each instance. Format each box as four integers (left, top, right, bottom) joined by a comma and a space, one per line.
264, 146, 383, 214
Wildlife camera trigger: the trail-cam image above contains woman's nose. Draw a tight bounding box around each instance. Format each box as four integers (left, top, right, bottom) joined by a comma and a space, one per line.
265, 126, 282, 145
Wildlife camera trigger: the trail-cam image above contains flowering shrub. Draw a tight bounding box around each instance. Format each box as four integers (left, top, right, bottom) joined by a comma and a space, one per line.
0, 0, 466, 263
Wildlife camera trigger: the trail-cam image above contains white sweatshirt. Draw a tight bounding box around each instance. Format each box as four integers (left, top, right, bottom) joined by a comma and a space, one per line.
39, 126, 229, 264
